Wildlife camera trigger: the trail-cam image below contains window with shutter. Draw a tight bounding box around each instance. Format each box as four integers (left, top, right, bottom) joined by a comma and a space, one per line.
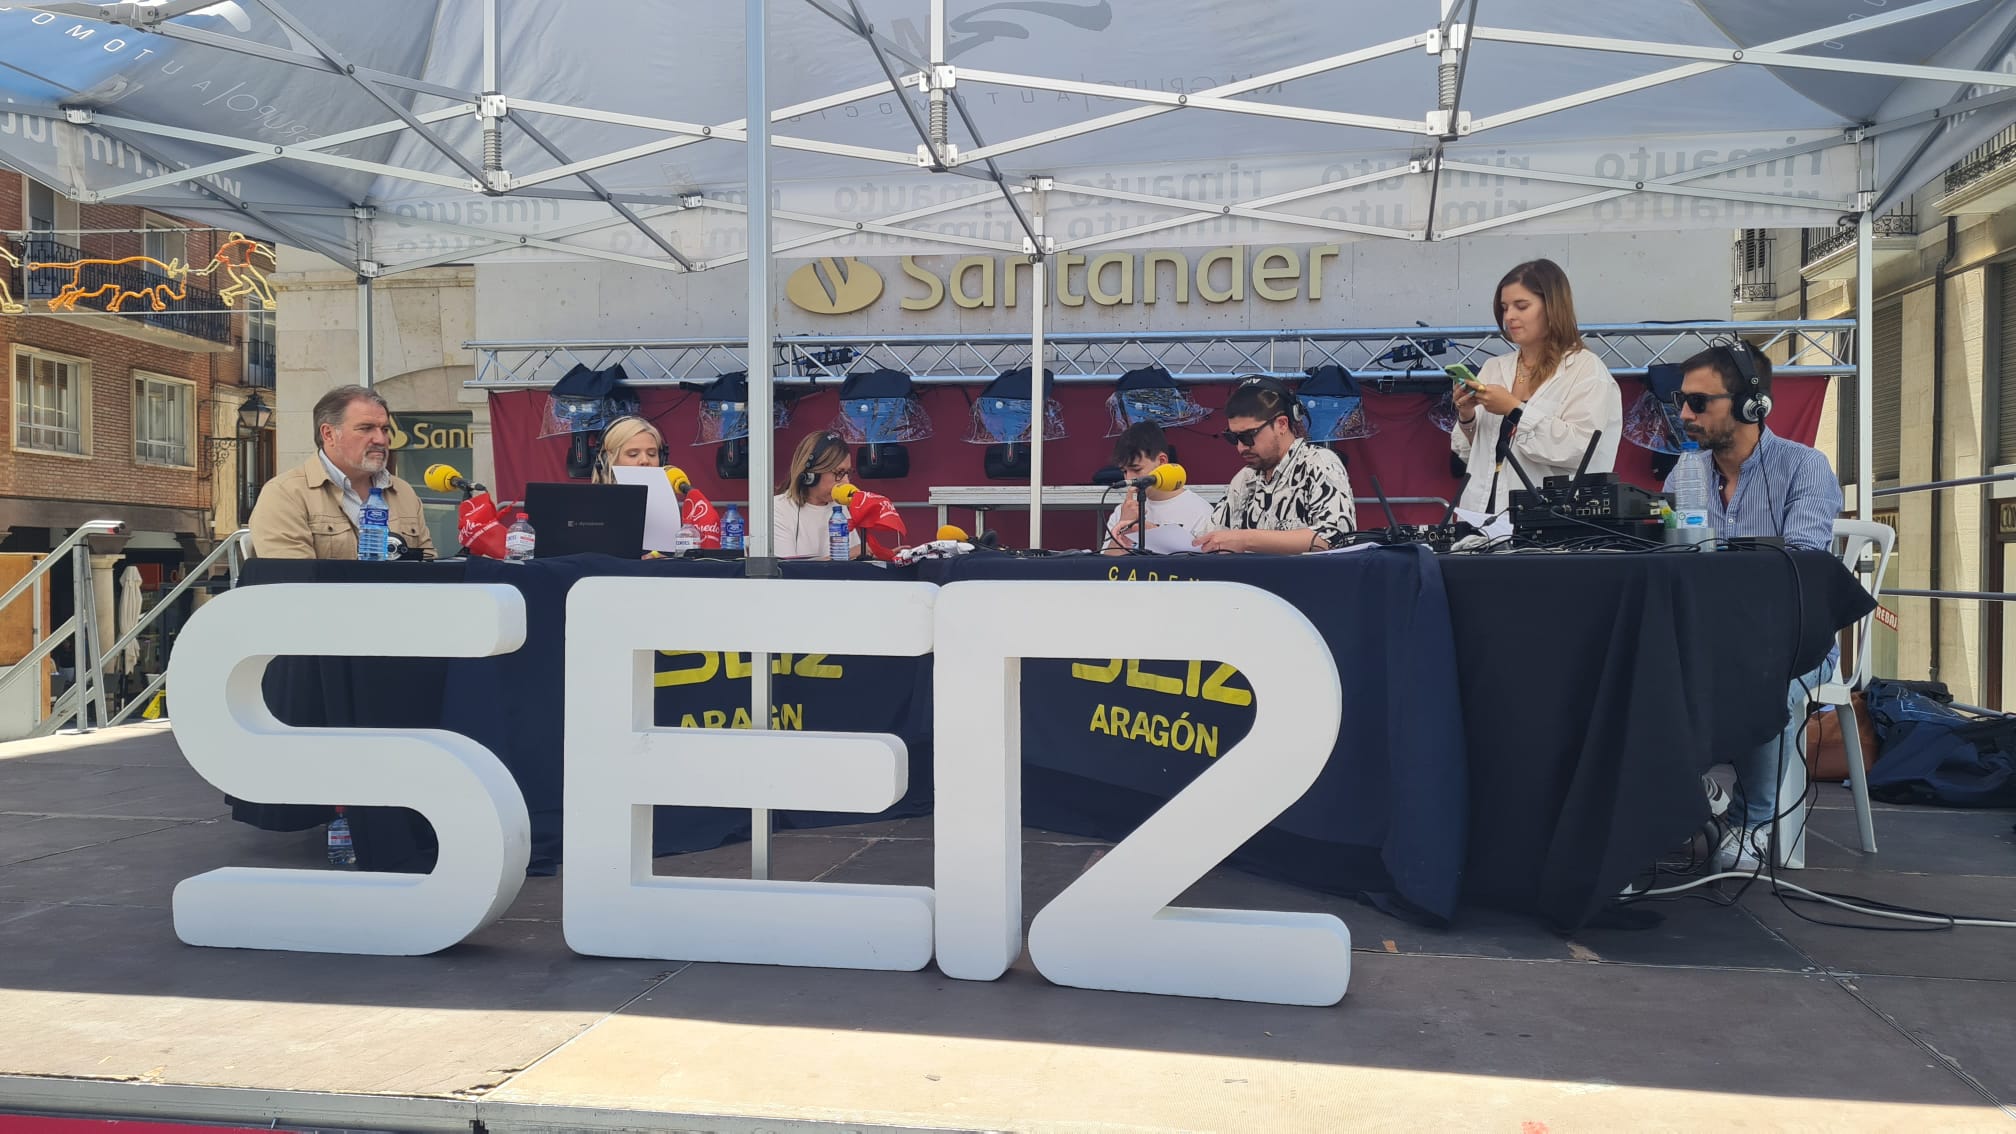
1874, 303, 1903, 482
1999, 267, 2016, 465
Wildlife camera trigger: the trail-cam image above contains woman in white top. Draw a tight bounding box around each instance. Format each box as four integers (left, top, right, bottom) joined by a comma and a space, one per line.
773, 430, 863, 559
1451, 259, 1622, 515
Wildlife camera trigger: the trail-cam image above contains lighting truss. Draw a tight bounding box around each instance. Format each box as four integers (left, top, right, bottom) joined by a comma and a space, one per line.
466, 320, 1859, 390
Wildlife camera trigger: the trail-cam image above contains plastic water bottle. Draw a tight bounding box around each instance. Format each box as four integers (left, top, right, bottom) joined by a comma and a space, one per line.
357, 488, 390, 561
721, 506, 746, 552
673, 522, 701, 556
1669, 440, 1716, 548
326, 807, 356, 867
828, 503, 851, 562
505, 515, 536, 561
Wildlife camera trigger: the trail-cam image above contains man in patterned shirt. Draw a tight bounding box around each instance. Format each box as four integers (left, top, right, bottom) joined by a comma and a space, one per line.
1193, 375, 1357, 553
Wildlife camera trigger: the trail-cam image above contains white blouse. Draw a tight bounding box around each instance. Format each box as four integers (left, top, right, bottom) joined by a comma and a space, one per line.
772, 493, 862, 560
1451, 347, 1622, 514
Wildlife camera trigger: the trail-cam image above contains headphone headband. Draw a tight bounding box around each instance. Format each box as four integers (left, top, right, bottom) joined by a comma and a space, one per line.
799, 431, 846, 489
1717, 339, 1772, 425
593, 414, 657, 478
1234, 374, 1306, 429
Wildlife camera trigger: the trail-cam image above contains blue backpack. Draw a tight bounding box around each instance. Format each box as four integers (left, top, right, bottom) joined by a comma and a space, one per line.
1864, 679, 2016, 808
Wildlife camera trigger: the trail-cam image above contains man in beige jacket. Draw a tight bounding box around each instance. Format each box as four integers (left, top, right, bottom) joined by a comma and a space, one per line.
249, 385, 434, 559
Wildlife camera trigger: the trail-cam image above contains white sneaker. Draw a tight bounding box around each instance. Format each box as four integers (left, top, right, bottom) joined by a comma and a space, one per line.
1702, 775, 1731, 819
1714, 825, 1770, 873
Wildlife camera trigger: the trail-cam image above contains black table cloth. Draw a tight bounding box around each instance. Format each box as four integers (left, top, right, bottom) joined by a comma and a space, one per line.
1439, 547, 1872, 930
933, 546, 1468, 923
227, 544, 1870, 932
437, 554, 933, 874
238, 558, 464, 871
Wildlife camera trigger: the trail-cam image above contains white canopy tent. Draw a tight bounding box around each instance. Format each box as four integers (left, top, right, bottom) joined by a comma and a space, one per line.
5, 0, 2016, 550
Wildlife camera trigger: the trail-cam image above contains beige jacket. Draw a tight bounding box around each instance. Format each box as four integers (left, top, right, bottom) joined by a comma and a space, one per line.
249, 454, 435, 560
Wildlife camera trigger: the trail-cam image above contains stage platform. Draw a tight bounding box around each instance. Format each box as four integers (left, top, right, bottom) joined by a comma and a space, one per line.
0, 723, 2011, 1132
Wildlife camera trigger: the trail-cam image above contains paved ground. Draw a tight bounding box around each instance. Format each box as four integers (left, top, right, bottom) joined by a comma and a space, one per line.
0, 723, 2012, 1132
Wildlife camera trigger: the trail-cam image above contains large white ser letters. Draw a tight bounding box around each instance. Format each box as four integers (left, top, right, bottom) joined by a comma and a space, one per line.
563, 577, 937, 970
168, 577, 1350, 1004
168, 583, 532, 955
934, 581, 1351, 1004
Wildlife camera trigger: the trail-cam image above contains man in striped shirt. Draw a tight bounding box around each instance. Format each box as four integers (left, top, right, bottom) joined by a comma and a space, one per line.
1667, 343, 1844, 872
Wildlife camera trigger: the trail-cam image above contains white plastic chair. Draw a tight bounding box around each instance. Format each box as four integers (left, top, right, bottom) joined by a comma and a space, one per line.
1779, 519, 1893, 867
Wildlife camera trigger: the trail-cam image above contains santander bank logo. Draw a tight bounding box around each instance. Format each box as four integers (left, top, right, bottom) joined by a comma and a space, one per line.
785, 257, 884, 315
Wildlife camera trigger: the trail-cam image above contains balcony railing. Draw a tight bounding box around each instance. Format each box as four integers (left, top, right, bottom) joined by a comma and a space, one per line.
1801, 202, 1917, 266
15, 237, 233, 345
1732, 230, 1774, 302
243, 336, 276, 388
1944, 122, 2016, 193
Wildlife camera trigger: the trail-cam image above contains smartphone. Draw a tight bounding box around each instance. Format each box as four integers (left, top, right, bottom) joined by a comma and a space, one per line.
1446, 364, 1477, 390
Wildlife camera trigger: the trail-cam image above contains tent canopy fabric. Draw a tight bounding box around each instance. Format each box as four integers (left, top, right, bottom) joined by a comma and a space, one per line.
3, 1, 2016, 277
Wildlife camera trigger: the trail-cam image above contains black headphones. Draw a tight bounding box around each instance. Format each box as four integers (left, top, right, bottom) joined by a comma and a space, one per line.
1235, 374, 1306, 430
798, 431, 845, 489
593, 415, 654, 479
1719, 339, 1772, 425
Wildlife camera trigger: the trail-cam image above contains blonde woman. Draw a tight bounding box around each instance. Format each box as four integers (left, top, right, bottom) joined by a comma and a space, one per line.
1451, 259, 1622, 514
591, 415, 666, 483
773, 430, 860, 559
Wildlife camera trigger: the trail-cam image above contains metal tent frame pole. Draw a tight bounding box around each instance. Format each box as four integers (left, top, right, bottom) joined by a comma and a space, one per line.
1857, 209, 1874, 523
746, 0, 775, 881
357, 277, 374, 388
1028, 181, 1048, 548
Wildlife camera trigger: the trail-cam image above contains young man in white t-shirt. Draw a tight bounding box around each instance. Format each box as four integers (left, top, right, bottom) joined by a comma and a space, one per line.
1101, 422, 1212, 554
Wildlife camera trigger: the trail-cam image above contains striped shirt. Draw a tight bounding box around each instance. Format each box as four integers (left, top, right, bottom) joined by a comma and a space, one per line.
1661, 427, 1841, 551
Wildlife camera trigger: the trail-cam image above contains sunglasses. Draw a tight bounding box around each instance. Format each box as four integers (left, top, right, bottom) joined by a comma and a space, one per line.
1671, 391, 1734, 414
1219, 415, 1284, 447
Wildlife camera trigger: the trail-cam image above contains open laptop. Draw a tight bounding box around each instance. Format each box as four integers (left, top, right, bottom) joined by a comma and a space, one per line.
521, 482, 647, 558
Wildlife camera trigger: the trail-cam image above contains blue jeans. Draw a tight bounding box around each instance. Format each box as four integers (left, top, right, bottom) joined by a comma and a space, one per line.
1731, 662, 1831, 830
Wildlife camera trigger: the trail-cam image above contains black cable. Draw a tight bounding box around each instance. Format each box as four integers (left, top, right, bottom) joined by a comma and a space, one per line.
1096, 481, 1123, 553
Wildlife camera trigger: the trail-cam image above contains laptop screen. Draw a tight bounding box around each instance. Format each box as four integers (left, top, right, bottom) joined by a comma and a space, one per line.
521, 482, 648, 558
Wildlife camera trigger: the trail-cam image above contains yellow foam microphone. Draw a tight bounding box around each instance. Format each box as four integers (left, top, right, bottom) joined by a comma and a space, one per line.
662, 466, 692, 495
424, 463, 471, 494
1151, 463, 1187, 492
936, 523, 968, 542
832, 482, 860, 506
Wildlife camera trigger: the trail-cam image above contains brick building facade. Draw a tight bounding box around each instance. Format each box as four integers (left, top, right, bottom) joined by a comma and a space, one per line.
0, 172, 276, 557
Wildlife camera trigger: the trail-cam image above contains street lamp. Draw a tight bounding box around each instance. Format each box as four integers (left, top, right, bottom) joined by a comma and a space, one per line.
207, 392, 274, 467
236, 392, 272, 433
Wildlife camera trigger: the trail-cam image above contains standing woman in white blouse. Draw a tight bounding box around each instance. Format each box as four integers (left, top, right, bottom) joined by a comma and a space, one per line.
1451, 259, 1622, 515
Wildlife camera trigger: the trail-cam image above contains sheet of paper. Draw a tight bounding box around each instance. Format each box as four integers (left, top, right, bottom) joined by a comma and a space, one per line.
1454, 507, 1513, 539
612, 465, 683, 552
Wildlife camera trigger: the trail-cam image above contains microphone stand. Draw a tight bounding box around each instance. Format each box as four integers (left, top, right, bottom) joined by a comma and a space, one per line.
1483, 407, 1525, 516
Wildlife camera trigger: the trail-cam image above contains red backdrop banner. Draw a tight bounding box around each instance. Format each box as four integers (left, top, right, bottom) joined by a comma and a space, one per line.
486, 374, 1827, 549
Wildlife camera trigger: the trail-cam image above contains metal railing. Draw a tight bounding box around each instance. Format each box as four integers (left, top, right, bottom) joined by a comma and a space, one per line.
243, 336, 276, 388
1732, 231, 1774, 303
468, 320, 1861, 390
1869, 471, 2016, 605
1944, 122, 2016, 193
15, 236, 234, 344
105, 530, 250, 727
1803, 201, 1916, 265
0, 521, 124, 736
